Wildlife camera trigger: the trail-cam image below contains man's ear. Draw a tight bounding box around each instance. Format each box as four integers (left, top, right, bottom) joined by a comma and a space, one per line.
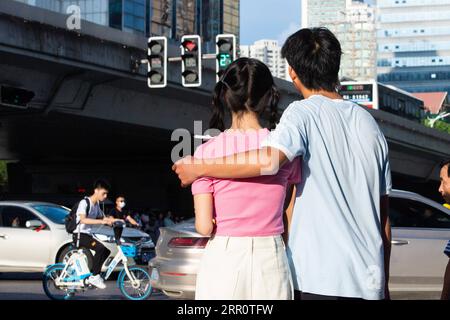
288, 66, 297, 81
288, 66, 304, 93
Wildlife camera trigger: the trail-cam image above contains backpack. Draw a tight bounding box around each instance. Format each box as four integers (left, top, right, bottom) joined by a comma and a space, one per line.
65, 198, 90, 234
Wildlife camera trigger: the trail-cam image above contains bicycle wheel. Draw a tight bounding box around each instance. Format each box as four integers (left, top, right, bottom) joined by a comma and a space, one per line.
42, 264, 75, 300
118, 266, 152, 300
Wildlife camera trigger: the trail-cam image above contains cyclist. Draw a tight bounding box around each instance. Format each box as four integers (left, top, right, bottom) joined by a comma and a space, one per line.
108, 195, 140, 227
74, 179, 120, 289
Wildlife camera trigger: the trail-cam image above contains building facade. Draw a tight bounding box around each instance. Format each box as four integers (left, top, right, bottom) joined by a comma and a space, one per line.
15, 0, 110, 27
301, 0, 348, 29
240, 40, 290, 81
376, 0, 450, 95
14, 0, 240, 52
301, 0, 377, 81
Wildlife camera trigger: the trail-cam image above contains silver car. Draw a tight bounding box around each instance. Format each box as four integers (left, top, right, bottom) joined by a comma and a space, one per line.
149, 190, 450, 299
0, 201, 155, 273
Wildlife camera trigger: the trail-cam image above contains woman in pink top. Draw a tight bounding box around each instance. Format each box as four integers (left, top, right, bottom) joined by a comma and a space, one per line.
192, 58, 301, 300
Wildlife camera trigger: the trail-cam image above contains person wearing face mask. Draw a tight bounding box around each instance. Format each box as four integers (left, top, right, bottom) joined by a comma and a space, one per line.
108, 195, 139, 227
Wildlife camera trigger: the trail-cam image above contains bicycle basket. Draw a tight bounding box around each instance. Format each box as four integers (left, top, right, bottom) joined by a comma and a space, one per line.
120, 245, 137, 258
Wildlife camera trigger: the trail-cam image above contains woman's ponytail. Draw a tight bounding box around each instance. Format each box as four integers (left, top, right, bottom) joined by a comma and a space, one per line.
268, 85, 280, 130
209, 81, 226, 131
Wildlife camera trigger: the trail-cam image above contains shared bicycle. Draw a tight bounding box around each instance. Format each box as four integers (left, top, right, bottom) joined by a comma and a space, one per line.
42, 221, 152, 300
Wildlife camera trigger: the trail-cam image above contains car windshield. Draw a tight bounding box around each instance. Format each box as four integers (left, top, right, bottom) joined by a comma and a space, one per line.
32, 205, 69, 224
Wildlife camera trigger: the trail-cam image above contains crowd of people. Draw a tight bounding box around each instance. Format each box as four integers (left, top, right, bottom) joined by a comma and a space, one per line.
105, 195, 186, 244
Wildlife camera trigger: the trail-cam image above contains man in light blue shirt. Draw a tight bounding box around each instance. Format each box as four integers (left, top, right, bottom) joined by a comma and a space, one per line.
173, 28, 392, 300
259, 94, 391, 300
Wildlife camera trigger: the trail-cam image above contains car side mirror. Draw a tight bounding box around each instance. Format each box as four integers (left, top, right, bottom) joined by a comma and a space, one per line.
26, 219, 42, 229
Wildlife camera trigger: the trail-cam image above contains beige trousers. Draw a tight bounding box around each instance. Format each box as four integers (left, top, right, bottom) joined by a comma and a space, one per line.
195, 235, 294, 300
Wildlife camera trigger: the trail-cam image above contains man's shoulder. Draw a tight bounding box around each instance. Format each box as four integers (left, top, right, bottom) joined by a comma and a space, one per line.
281, 100, 314, 123
352, 104, 383, 132
285, 99, 311, 112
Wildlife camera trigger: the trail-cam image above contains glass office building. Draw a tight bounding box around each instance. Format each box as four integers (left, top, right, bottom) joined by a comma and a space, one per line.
198, 0, 239, 52
15, 0, 110, 27
149, 0, 239, 52
302, 0, 376, 80
376, 0, 450, 94
14, 0, 240, 52
109, 0, 147, 34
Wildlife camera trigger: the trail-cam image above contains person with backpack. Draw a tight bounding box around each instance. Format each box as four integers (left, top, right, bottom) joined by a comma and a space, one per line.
67, 179, 118, 289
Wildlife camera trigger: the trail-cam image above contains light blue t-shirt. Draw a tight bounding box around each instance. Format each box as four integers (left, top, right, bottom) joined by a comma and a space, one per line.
261, 95, 392, 300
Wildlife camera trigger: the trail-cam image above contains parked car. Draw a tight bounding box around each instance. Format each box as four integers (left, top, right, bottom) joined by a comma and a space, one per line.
388, 190, 450, 299
149, 189, 450, 299
0, 201, 155, 272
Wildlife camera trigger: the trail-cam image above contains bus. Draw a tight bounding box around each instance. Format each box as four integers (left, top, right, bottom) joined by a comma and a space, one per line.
338, 80, 425, 122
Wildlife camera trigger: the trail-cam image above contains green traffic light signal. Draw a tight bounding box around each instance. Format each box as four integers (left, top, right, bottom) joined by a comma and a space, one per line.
215, 34, 236, 82
219, 53, 232, 68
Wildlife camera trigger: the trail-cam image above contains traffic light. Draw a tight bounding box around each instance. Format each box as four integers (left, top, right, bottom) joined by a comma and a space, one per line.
216, 34, 237, 81
147, 36, 167, 88
180, 35, 202, 87
0, 85, 35, 108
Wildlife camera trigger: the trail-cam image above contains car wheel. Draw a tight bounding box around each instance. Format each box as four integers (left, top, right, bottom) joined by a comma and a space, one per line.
57, 244, 94, 270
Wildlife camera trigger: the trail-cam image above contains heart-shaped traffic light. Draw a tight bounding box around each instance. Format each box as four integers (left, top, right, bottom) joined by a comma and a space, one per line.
181, 35, 202, 87
182, 40, 198, 52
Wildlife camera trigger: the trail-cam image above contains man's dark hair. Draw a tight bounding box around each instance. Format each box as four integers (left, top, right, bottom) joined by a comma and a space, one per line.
281, 27, 342, 92
93, 179, 110, 191
441, 159, 450, 177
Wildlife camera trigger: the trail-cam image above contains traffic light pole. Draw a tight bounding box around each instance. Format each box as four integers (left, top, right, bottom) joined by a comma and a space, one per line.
136, 34, 235, 88
137, 53, 217, 65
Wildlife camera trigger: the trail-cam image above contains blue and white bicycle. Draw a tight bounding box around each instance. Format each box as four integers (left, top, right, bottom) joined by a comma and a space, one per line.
42, 221, 152, 300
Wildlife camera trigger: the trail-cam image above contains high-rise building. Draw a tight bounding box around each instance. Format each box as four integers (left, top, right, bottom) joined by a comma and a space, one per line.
376, 0, 450, 95
109, 0, 147, 34
149, 0, 196, 39
13, 0, 240, 52
240, 40, 290, 81
198, 0, 239, 52
301, 0, 348, 29
301, 0, 377, 81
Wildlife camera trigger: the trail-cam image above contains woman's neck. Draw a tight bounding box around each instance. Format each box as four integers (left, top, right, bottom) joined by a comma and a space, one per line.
229, 112, 263, 131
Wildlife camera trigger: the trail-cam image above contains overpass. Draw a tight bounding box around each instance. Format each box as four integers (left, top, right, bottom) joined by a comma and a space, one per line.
0, 0, 449, 210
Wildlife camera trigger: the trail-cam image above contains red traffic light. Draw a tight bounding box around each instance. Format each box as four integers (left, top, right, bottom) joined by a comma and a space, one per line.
182, 40, 198, 52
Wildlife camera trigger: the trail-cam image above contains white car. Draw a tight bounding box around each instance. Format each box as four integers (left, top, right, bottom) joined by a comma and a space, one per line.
0, 201, 154, 272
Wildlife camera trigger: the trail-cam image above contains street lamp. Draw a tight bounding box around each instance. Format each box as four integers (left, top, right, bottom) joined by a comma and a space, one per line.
428, 112, 450, 128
